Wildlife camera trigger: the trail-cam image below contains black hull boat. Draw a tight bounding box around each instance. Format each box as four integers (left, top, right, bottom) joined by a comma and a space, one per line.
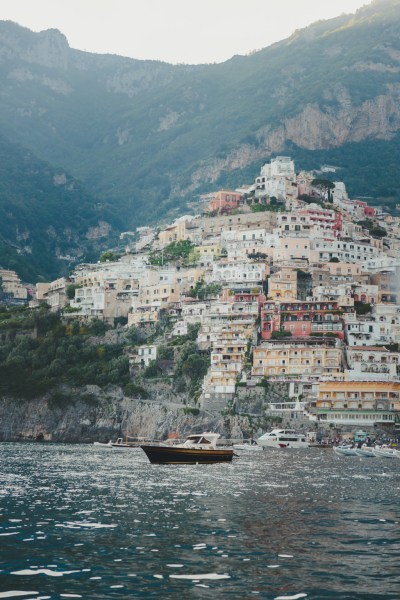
140, 432, 235, 464
140, 444, 234, 464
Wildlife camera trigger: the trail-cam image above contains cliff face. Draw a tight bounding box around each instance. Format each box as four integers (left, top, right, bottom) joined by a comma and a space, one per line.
190, 83, 400, 188
0, 382, 305, 443
0, 389, 248, 443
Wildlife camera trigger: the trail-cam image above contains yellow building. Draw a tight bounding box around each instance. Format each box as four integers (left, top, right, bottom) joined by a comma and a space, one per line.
194, 244, 223, 258
139, 283, 181, 308
252, 340, 342, 378
268, 267, 297, 300
158, 216, 195, 248
316, 380, 400, 427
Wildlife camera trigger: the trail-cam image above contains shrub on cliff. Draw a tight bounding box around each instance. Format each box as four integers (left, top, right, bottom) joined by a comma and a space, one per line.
0, 310, 130, 398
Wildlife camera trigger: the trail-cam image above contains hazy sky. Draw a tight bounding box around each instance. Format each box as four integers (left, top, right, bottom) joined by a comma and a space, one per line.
0, 0, 369, 64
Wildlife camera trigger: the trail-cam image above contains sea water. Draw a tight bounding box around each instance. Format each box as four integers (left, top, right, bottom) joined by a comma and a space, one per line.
0, 443, 399, 599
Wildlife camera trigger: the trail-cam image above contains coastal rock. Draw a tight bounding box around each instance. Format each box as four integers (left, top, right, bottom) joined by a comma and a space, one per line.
0, 381, 295, 443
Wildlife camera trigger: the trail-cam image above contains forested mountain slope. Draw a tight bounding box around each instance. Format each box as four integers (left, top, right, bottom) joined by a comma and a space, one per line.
0, 134, 118, 280
0, 0, 399, 270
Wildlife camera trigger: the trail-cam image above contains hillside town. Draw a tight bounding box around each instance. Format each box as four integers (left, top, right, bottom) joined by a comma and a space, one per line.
4, 156, 400, 437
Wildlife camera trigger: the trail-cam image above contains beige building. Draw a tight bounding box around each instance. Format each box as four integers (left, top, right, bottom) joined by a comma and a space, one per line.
203, 330, 248, 396
158, 216, 197, 247
128, 305, 159, 328
273, 236, 312, 263
268, 267, 297, 300
324, 261, 363, 280
0, 269, 27, 300
252, 340, 342, 378
195, 244, 223, 259
200, 210, 278, 236
35, 277, 68, 311
139, 283, 181, 308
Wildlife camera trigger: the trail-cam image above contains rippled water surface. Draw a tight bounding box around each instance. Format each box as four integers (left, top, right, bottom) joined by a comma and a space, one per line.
0, 443, 399, 599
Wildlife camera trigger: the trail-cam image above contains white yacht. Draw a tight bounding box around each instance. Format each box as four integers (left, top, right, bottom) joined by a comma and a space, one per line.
256, 428, 309, 449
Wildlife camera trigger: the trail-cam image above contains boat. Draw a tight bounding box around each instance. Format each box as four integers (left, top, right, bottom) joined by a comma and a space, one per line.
140, 432, 235, 464
256, 428, 309, 449
355, 445, 376, 457
373, 446, 398, 458
233, 442, 263, 452
334, 445, 359, 457
93, 440, 112, 448
111, 437, 143, 448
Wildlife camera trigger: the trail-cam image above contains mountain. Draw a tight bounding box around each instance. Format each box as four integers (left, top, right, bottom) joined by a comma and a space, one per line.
0, 133, 119, 281
0, 0, 400, 265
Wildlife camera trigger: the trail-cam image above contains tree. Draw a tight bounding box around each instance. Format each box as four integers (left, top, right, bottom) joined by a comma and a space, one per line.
100, 251, 121, 263
354, 301, 371, 315
312, 179, 335, 201
148, 240, 194, 266
369, 227, 387, 238
66, 283, 81, 300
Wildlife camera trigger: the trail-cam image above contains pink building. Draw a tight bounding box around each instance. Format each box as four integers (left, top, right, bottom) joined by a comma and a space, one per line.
355, 201, 375, 219
208, 190, 242, 214
295, 207, 342, 237
261, 300, 345, 340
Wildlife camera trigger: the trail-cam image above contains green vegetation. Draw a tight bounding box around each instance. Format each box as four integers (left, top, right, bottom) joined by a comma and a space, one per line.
100, 251, 122, 263
354, 301, 372, 315
181, 406, 200, 416
143, 360, 160, 379
148, 241, 195, 266
0, 307, 131, 399
271, 330, 292, 339
292, 132, 400, 207
173, 341, 209, 397
250, 203, 284, 213
66, 284, 82, 300
0, 134, 120, 281
187, 281, 222, 300
311, 179, 335, 201
358, 220, 387, 239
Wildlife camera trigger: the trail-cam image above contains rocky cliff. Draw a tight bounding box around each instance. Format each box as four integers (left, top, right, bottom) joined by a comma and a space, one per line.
0, 383, 297, 443
190, 82, 400, 189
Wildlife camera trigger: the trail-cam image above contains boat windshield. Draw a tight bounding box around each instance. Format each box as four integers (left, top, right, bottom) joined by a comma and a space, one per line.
186, 435, 212, 444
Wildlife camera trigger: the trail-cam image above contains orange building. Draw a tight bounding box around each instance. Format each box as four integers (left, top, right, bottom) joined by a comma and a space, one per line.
207, 190, 242, 214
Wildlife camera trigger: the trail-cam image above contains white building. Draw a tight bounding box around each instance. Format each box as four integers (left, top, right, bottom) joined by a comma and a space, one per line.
344, 313, 394, 346
312, 238, 380, 264
346, 346, 399, 377
130, 345, 157, 368
209, 260, 267, 285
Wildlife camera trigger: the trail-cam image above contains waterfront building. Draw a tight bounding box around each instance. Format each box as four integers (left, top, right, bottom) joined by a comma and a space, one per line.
316, 379, 400, 427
